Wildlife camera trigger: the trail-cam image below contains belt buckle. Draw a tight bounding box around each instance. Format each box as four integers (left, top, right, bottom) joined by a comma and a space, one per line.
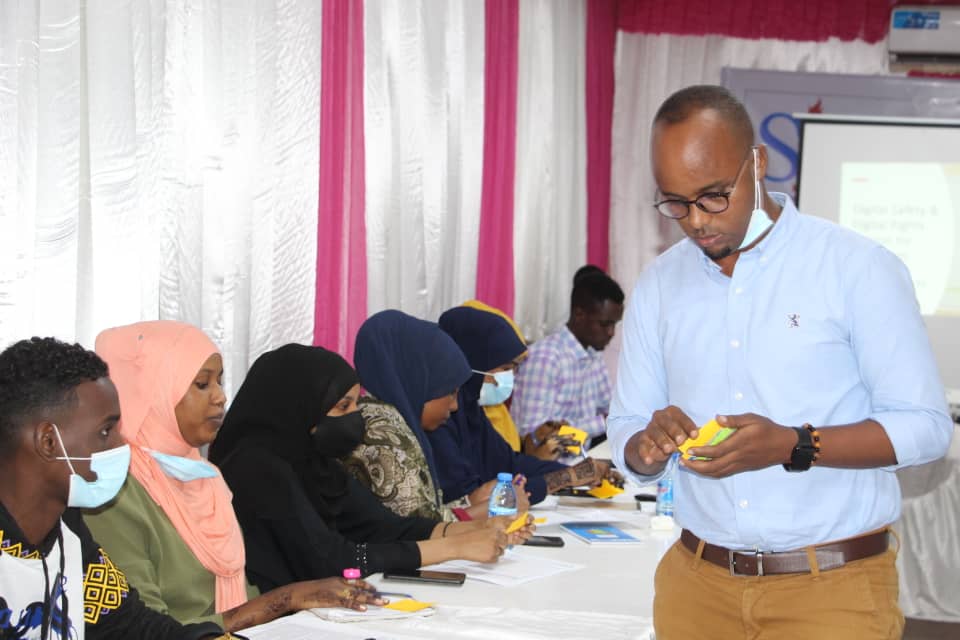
728, 549, 764, 576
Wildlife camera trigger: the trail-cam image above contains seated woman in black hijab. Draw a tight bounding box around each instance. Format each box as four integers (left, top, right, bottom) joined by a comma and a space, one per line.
207, 344, 529, 592
430, 306, 615, 508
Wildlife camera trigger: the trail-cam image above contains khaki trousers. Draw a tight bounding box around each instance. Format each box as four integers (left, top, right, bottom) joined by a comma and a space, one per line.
653, 538, 904, 640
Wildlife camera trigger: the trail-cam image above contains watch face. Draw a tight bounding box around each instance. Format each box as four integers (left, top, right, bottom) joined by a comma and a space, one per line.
786, 425, 817, 471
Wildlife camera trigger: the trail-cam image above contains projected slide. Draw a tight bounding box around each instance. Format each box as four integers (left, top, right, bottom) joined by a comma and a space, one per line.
839, 163, 960, 315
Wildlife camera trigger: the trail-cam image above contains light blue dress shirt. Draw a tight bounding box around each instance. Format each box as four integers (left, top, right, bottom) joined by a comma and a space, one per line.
609, 193, 953, 551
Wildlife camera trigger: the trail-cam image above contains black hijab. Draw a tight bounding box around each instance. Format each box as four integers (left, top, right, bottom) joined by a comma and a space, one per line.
209, 344, 359, 521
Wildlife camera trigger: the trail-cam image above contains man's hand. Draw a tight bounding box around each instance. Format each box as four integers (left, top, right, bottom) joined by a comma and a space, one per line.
523, 433, 563, 460
681, 413, 797, 478
625, 405, 699, 475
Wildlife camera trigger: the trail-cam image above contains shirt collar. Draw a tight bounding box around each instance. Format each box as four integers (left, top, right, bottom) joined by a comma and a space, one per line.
695, 192, 798, 272
560, 325, 594, 360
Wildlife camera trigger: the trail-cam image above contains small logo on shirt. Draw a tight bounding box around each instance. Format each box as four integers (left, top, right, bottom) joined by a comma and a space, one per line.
787, 313, 800, 328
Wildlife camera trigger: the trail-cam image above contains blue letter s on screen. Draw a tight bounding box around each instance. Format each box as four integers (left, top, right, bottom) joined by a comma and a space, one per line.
759, 112, 800, 183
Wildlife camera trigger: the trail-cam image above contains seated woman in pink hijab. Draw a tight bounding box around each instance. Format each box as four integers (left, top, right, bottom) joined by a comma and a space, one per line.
83, 321, 380, 632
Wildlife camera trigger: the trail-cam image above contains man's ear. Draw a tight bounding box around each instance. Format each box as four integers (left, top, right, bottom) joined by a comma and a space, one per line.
34, 421, 62, 462
756, 143, 768, 183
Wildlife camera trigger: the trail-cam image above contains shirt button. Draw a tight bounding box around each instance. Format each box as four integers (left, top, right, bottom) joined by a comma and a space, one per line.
734, 391, 744, 400
739, 499, 749, 509
735, 287, 743, 295
730, 339, 740, 348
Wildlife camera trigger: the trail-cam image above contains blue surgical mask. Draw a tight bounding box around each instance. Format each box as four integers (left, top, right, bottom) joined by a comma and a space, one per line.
474, 369, 515, 406
738, 146, 773, 251
147, 449, 218, 482
53, 424, 131, 509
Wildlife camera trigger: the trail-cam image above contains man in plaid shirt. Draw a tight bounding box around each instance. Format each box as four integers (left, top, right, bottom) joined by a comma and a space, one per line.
512, 268, 625, 449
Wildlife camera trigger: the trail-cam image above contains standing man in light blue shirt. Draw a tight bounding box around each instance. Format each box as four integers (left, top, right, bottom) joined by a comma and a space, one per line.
608, 85, 953, 640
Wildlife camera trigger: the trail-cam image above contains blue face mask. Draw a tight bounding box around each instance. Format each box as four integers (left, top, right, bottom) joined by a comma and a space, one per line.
53, 424, 131, 509
738, 146, 773, 251
147, 449, 218, 482
474, 369, 515, 406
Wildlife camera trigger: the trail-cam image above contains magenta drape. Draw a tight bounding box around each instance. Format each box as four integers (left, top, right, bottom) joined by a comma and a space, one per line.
475, 0, 520, 317
585, 0, 618, 272
314, 0, 367, 363
616, 0, 902, 43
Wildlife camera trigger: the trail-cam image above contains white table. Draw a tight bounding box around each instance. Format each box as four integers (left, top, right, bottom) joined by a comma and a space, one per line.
243, 486, 674, 639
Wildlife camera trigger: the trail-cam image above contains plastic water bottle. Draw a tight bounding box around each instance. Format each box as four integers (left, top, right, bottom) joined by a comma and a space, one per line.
488, 472, 518, 518
656, 470, 674, 517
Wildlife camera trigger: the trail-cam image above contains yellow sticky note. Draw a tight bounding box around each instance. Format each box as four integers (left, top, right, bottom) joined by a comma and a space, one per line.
677, 419, 735, 460
586, 479, 624, 499
506, 512, 529, 533
384, 599, 435, 613
558, 424, 588, 453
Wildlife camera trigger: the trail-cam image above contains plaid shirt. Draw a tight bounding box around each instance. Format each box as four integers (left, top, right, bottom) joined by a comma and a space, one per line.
512, 325, 611, 439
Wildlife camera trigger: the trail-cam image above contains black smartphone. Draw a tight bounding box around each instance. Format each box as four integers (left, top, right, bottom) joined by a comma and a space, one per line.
523, 535, 565, 548
381, 569, 466, 585
554, 487, 595, 498
635, 493, 657, 502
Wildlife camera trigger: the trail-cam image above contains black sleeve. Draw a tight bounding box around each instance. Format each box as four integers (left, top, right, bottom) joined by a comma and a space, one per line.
337, 475, 438, 543
221, 450, 435, 592
62, 509, 223, 640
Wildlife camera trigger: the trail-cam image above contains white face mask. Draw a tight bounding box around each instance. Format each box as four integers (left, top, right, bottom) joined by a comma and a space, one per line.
738, 145, 773, 251
146, 449, 218, 482
473, 369, 515, 406
53, 424, 130, 509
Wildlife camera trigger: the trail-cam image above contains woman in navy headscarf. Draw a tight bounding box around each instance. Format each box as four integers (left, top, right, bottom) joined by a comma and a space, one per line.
347, 310, 477, 520
430, 306, 613, 508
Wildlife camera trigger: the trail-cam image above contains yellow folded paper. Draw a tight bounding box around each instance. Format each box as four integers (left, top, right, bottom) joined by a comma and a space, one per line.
586, 479, 624, 499
506, 512, 529, 533
384, 599, 435, 613
557, 424, 587, 453
677, 419, 735, 460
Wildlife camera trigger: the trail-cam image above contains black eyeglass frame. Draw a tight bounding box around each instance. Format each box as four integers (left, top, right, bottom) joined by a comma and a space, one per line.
652, 145, 758, 220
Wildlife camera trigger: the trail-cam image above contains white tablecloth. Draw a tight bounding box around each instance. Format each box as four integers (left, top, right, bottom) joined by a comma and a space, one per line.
243, 487, 670, 639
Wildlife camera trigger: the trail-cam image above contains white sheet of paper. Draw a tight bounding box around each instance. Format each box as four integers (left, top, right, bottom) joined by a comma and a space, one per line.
422, 549, 583, 586
241, 613, 422, 639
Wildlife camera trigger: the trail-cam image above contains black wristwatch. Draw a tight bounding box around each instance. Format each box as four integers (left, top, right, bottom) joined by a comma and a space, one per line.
783, 424, 820, 472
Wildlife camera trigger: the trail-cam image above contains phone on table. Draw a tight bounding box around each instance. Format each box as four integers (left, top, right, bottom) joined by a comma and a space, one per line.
381, 569, 466, 585
554, 487, 595, 498
523, 535, 565, 548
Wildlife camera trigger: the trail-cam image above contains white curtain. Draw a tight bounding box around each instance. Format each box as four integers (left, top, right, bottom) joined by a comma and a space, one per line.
512, 0, 587, 341
363, 0, 486, 323
0, 0, 322, 395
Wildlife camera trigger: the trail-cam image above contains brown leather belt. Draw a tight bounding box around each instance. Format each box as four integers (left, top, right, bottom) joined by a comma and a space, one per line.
680, 528, 889, 577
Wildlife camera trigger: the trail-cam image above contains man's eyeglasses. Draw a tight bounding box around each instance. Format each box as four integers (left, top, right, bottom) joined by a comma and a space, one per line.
653, 146, 757, 220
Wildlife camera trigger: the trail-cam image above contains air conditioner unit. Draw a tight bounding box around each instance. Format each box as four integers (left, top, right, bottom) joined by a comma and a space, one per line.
888, 5, 960, 60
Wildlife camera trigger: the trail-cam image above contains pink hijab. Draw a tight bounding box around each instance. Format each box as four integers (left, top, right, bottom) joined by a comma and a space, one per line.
95, 320, 247, 613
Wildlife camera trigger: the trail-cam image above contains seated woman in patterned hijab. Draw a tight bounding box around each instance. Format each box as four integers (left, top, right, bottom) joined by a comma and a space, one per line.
346, 310, 531, 521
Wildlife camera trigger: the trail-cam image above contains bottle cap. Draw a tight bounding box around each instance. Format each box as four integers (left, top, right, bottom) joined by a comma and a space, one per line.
497, 472, 513, 482
342, 568, 361, 580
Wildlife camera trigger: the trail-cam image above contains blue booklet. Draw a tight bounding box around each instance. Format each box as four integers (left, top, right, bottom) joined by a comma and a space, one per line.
560, 521, 642, 544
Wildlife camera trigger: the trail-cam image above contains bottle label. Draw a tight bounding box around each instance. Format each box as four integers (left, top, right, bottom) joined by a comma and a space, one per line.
656, 478, 673, 517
